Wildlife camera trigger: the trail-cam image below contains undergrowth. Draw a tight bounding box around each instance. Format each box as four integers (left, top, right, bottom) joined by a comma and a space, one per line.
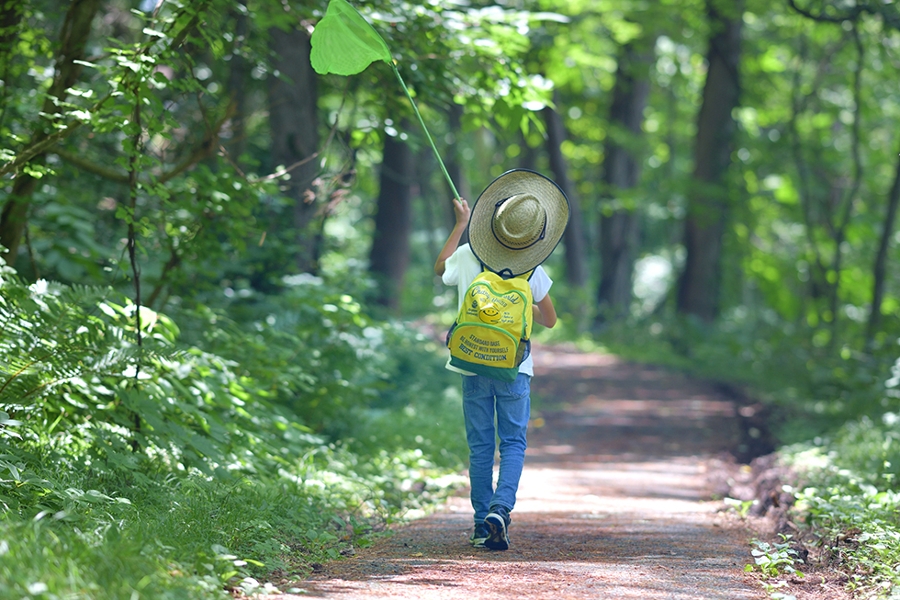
0, 443, 464, 599
0, 264, 467, 598
781, 418, 900, 599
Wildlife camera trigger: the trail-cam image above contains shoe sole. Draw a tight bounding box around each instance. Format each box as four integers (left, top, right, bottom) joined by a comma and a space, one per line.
483, 513, 509, 550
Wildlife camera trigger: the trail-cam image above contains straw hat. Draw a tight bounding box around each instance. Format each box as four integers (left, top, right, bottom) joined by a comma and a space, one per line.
468, 169, 570, 278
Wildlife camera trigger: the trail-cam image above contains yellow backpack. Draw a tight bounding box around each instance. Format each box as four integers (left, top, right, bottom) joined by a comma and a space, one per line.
446, 269, 533, 382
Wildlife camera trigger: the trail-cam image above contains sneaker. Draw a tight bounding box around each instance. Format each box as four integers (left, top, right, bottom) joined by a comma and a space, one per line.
484, 506, 511, 550
469, 522, 490, 547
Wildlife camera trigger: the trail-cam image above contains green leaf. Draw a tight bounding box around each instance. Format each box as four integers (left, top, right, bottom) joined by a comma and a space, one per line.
0, 412, 22, 427
310, 0, 392, 76
142, 28, 167, 39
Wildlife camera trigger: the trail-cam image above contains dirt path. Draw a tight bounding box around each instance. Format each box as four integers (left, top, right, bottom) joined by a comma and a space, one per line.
275, 345, 773, 599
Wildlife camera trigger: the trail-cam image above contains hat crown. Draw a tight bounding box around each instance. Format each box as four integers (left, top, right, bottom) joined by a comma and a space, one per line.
493, 194, 546, 250
468, 169, 569, 278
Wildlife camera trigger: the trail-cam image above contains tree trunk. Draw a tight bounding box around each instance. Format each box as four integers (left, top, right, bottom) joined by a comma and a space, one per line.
0, 0, 102, 265
518, 135, 539, 172
0, 0, 23, 91
543, 93, 589, 290
866, 145, 900, 348
676, 0, 743, 321
226, 1, 250, 167
268, 26, 320, 273
597, 42, 653, 323
445, 104, 470, 202
413, 136, 440, 264
369, 127, 414, 312
443, 104, 470, 243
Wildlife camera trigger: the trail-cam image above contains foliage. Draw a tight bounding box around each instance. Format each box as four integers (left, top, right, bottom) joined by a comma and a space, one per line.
746, 534, 805, 579
0, 444, 462, 599
0, 273, 315, 480
782, 431, 900, 598
0, 258, 466, 596
724, 496, 757, 518
0, 261, 466, 475
1, 0, 570, 307
7, 0, 897, 360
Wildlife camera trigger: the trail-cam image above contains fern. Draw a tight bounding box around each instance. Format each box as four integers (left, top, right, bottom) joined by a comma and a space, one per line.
0, 275, 318, 487
1, 279, 134, 406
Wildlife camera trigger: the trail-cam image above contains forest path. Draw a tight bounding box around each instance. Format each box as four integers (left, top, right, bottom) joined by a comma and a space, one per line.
274, 344, 770, 599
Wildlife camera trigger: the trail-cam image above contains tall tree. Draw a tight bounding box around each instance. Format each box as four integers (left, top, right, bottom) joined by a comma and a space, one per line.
443, 103, 470, 244
542, 93, 589, 310
268, 25, 320, 273
792, 27, 863, 346
676, 0, 743, 321
597, 41, 654, 323
369, 125, 415, 311
0, 0, 102, 265
0, 0, 24, 100
867, 145, 900, 349
444, 104, 471, 204
225, 1, 250, 168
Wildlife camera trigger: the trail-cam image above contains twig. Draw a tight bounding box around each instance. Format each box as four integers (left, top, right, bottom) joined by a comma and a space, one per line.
787, 0, 864, 23
127, 85, 143, 360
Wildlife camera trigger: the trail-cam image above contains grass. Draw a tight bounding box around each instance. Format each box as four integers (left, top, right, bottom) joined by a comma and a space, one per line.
1, 478, 278, 599
0, 440, 466, 599
0, 274, 471, 599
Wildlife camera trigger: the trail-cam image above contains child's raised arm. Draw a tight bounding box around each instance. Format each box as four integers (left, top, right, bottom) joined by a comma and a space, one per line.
434, 198, 471, 276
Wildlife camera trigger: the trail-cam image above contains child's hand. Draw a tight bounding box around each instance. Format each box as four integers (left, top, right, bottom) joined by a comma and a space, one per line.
435, 197, 471, 276
452, 198, 471, 227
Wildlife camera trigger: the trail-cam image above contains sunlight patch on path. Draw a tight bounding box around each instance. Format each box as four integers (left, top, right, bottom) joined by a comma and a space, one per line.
275, 346, 766, 600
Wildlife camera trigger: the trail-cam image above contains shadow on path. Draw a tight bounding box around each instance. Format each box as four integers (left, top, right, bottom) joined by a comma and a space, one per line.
276, 345, 766, 600
529, 345, 755, 461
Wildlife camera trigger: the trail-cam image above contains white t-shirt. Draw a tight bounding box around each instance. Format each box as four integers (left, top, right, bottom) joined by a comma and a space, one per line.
441, 243, 552, 377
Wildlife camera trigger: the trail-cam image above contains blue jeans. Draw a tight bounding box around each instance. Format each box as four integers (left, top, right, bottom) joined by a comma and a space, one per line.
461, 373, 531, 524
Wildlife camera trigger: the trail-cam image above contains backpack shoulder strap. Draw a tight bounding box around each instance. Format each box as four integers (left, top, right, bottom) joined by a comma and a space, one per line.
481, 266, 534, 281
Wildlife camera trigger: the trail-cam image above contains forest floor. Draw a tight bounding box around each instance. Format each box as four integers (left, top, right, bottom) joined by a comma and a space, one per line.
263, 343, 852, 600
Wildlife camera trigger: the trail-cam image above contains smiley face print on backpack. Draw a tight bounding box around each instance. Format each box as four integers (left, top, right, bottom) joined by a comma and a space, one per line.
479, 305, 501, 323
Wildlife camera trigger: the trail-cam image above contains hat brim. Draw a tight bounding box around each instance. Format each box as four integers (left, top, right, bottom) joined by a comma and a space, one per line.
468, 169, 570, 278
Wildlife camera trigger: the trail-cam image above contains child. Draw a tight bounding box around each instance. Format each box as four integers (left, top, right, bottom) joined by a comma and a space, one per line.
434, 169, 569, 550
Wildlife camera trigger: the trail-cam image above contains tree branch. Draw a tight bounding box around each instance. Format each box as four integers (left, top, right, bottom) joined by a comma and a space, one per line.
839, 25, 865, 226
51, 107, 230, 185
788, 0, 900, 30
145, 245, 183, 309
0, 122, 83, 179
53, 147, 129, 183
787, 0, 864, 23
0, 90, 114, 179
158, 92, 233, 183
